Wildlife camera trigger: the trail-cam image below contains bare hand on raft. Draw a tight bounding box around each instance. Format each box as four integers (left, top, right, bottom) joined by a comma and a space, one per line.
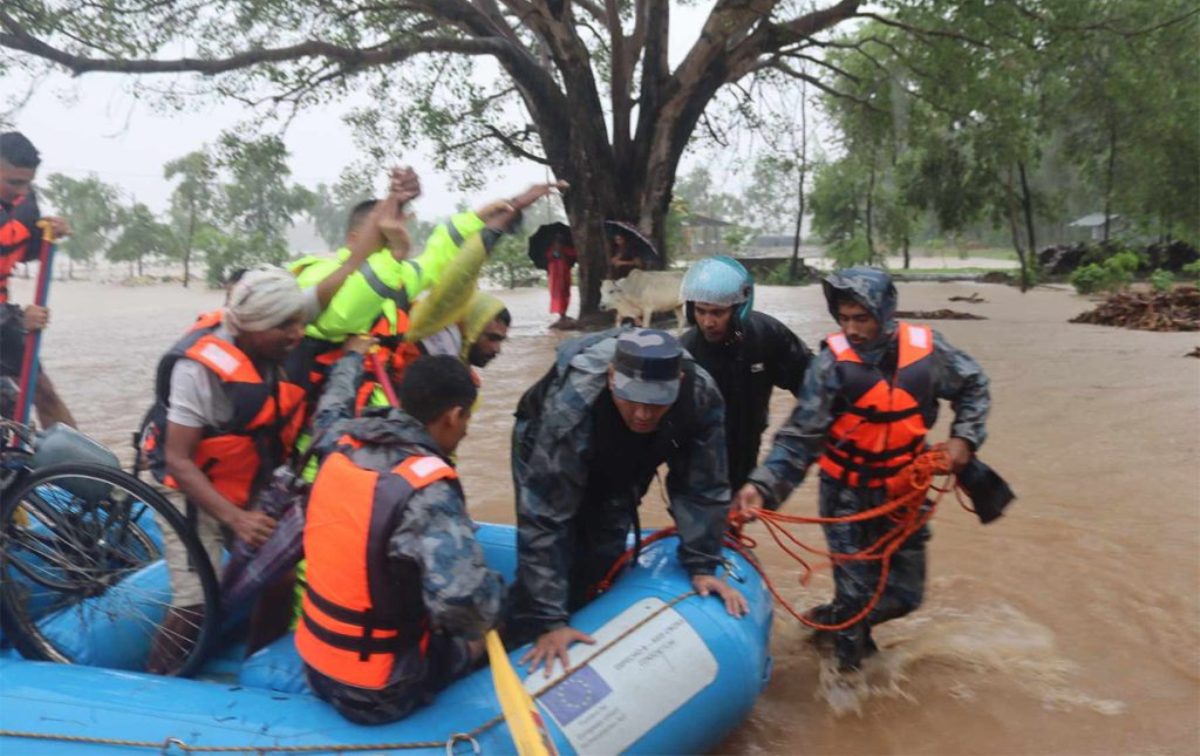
520, 572, 747, 678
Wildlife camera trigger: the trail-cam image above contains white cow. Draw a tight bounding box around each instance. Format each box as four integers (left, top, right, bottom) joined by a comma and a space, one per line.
599, 269, 686, 331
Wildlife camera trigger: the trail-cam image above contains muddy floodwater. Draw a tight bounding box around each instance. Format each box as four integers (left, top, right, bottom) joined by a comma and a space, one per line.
14, 275, 1200, 755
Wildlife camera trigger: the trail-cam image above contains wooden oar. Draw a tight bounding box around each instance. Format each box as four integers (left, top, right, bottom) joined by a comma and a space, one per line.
14, 221, 56, 426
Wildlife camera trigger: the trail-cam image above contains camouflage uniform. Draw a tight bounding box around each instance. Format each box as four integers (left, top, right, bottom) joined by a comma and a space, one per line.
304, 354, 505, 723
747, 267, 990, 669
507, 329, 731, 643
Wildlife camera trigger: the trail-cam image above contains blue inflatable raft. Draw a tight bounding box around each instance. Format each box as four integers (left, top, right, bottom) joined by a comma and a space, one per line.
0, 523, 773, 754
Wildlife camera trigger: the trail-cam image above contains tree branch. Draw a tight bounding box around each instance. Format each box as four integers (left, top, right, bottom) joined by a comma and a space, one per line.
0, 9, 508, 76
574, 0, 609, 26
765, 60, 883, 113
447, 124, 548, 164
850, 11, 995, 50
1013, 1, 1199, 39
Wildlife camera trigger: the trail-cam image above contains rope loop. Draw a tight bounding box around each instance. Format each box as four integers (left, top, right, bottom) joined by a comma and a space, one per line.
446, 733, 481, 756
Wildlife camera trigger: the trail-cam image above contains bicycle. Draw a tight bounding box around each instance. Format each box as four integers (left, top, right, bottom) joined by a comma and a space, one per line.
0, 417, 218, 677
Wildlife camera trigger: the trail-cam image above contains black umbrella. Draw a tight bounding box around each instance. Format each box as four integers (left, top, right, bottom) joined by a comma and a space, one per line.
527, 222, 574, 270
603, 220, 661, 266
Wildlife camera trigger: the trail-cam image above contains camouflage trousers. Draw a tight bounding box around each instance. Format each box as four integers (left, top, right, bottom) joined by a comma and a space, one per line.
815, 474, 930, 670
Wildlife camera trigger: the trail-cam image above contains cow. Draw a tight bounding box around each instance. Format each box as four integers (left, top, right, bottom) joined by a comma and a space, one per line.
599, 269, 686, 331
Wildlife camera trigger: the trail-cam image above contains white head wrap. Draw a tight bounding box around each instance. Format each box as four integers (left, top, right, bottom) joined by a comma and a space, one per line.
224, 265, 305, 333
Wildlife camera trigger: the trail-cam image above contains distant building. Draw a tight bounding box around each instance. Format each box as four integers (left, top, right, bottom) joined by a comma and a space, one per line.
679, 214, 735, 257
1068, 213, 1125, 242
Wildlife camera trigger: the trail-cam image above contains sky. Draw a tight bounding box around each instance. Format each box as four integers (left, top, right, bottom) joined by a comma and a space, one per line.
0, 4, 777, 222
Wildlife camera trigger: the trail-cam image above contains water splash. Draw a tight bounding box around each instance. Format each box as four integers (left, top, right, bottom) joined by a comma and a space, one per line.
813, 602, 1127, 718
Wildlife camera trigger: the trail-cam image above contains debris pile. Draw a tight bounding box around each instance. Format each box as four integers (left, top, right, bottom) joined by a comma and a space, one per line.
949, 293, 987, 303
1070, 287, 1200, 332
895, 309, 986, 321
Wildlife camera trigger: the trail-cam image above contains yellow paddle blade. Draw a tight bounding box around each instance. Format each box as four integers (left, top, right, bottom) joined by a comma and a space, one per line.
404, 233, 487, 342
485, 630, 558, 756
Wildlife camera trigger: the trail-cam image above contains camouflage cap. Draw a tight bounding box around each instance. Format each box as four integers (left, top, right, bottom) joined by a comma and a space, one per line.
611, 328, 682, 405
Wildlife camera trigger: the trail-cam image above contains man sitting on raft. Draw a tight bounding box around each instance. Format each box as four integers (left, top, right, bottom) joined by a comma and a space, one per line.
296, 355, 505, 724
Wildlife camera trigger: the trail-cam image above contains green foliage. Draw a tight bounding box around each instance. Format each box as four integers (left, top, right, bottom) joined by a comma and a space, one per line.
1016, 265, 1040, 289
721, 225, 755, 254
830, 234, 873, 269
1106, 251, 1141, 276
163, 150, 219, 287
809, 159, 865, 247
1149, 269, 1175, 292
109, 202, 173, 276
40, 174, 120, 267
483, 234, 542, 289
207, 133, 314, 282
761, 262, 810, 286
1181, 260, 1200, 282
1069, 264, 1115, 294
1069, 254, 1137, 294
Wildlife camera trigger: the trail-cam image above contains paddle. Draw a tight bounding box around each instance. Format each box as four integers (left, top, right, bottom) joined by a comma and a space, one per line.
14, 221, 56, 426
486, 630, 558, 756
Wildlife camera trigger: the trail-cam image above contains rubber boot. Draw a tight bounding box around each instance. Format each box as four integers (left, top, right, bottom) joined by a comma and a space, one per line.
804, 604, 837, 648
835, 625, 880, 672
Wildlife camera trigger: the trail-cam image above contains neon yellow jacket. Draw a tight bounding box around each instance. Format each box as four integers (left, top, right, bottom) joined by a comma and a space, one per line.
293, 210, 487, 342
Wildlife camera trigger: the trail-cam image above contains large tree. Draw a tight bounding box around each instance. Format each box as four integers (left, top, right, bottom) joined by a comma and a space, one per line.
0, 0, 866, 313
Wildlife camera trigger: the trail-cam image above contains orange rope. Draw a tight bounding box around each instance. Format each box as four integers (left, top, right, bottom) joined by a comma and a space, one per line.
596, 448, 955, 633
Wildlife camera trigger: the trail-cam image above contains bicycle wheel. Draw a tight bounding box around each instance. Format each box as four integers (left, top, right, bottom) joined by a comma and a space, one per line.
0, 462, 218, 677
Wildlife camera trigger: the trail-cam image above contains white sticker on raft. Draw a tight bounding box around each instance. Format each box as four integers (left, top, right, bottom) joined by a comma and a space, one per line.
524, 597, 719, 755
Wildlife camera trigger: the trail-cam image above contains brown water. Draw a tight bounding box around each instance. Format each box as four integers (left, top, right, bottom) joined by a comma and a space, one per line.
15, 277, 1200, 755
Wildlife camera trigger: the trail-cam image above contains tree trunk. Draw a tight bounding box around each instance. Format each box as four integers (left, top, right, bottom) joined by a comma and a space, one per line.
902, 234, 911, 269
865, 157, 877, 262
1005, 165, 1030, 293
1018, 161, 1037, 256
137, 255, 144, 278
791, 80, 808, 281
1104, 118, 1117, 243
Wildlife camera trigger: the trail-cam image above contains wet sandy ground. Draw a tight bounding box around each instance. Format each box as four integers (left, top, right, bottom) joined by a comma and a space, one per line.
14, 276, 1199, 755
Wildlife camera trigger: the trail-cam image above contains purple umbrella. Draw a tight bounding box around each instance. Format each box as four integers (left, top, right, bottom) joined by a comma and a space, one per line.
220, 467, 307, 614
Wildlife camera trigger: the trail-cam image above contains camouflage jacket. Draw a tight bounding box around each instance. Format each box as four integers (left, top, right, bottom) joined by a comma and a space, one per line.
311, 353, 504, 639
511, 330, 731, 632
748, 267, 991, 507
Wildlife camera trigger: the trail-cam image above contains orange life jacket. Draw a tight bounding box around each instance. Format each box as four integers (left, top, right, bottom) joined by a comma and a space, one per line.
189, 309, 225, 332
142, 324, 309, 507
295, 439, 458, 689
352, 339, 424, 414
0, 193, 39, 305
816, 322, 935, 488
